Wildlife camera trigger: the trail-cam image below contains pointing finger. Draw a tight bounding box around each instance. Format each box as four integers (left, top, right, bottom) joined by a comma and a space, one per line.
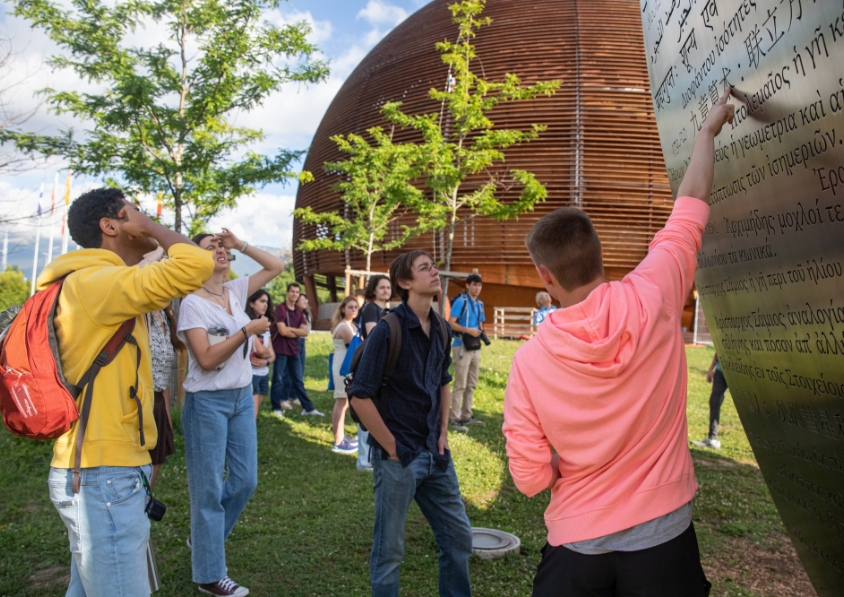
717, 86, 732, 105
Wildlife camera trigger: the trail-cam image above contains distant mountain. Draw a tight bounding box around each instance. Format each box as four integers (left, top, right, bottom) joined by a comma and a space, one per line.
1, 231, 286, 282
230, 245, 289, 277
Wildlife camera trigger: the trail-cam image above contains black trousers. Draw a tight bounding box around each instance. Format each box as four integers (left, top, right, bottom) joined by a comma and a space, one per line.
532, 523, 711, 597
708, 369, 729, 439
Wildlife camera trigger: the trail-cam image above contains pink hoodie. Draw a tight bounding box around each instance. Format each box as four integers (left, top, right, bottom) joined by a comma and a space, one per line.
503, 197, 709, 546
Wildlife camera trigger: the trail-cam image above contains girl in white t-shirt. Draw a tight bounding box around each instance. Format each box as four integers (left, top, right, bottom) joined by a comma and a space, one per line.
330, 296, 359, 454
246, 289, 275, 418
176, 229, 283, 597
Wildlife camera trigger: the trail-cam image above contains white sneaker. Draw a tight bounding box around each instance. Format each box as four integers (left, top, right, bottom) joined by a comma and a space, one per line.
280, 400, 293, 410
272, 410, 284, 419
301, 409, 325, 417
691, 437, 721, 450
291, 398, 301, 406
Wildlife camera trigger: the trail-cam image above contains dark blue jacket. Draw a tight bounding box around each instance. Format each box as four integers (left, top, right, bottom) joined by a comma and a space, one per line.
347, 303, 453, 470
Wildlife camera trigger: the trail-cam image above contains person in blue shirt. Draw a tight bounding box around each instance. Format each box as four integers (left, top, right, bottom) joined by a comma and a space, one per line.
448, 273, 486, 431
348, 250, 473, 597
533, 290, 557, 327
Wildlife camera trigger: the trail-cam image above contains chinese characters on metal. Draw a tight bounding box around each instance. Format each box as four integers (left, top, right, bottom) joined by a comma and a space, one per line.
641, 0, 844, 593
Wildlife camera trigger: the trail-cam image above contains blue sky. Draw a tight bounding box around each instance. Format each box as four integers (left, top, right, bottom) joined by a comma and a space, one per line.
0, 0, 433, 272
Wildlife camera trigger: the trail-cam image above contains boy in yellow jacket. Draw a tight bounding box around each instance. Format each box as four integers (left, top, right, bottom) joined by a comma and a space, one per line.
37, 188, 214, 597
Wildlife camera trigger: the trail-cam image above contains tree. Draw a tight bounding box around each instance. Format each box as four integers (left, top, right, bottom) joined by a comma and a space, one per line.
0, 267, 30, 311
383, 0, 560, 301
293, 125, 427, 274
0, 35, 42, 177
2, 0, 329, 233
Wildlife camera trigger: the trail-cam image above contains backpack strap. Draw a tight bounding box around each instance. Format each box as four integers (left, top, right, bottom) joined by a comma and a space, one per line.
456, 292, 468, 327
380, 313, 402, 387
433, 310, 448, 350
71, 318, 141, 493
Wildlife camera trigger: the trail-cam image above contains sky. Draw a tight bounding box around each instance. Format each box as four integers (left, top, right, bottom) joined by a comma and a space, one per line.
0, 0, 431, 273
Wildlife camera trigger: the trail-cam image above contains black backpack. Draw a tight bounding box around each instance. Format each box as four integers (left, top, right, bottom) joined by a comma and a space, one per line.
345, 310, 448, 430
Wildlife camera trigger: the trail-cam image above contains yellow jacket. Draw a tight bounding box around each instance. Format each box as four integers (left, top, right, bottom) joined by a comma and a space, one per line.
36, 243, 215, 469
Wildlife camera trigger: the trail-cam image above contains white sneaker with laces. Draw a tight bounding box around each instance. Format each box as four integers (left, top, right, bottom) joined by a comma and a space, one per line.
272, 410, 284, 419
301, 409, 325, 417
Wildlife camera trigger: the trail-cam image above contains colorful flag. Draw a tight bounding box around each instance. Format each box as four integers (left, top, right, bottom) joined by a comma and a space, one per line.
50, 173, 57, 215
63, 168, 72, 205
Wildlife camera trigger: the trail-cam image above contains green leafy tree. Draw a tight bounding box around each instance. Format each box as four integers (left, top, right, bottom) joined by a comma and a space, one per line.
0, 267, 29, 311
294, 126, 426, 274
2, 0, 329, 233
383, 0, 559, 301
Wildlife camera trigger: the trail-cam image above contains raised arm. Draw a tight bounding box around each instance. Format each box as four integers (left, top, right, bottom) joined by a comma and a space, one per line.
630, 89, 735, 311
216, 228, 285, 296
677, 87, 735, 202
119, 201, 196, 255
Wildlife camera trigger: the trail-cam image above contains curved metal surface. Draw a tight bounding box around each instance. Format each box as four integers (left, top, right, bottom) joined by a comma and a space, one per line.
293, 0, 673, 289
641, 0, 844, 593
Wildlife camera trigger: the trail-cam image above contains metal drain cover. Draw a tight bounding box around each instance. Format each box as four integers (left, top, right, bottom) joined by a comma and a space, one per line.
471, 528, 521, 559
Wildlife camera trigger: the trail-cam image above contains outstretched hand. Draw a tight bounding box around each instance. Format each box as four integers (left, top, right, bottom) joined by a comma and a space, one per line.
702, 87, 735, 137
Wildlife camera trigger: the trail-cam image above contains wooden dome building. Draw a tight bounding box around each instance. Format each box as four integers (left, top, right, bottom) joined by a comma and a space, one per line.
293, 0, 674, 327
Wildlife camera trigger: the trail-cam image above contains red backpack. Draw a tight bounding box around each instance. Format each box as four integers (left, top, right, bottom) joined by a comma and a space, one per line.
0, 280, 137, 478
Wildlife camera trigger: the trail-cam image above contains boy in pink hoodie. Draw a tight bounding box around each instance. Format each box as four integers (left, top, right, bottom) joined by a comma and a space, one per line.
503, 91, 735, 596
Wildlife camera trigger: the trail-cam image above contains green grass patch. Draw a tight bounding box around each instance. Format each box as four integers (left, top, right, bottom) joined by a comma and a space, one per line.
0, 338, 796, 596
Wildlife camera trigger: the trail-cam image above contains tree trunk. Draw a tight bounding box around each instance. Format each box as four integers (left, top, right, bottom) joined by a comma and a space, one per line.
173, 190, 183, 234
366, 231, 374, 277
440, 210, 457, 315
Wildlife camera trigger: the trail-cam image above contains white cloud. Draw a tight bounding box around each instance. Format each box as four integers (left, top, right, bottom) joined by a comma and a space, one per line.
0, 2, 412, 253
357, 0, 408, 28
206, 192, 296, 248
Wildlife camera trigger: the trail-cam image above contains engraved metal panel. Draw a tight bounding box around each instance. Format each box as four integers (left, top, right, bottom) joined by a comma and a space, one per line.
641, 1, 844, 593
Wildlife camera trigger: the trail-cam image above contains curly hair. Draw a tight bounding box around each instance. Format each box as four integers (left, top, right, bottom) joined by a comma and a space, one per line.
67, 187, 126, 248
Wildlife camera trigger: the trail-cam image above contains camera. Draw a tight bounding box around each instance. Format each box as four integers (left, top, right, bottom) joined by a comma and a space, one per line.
480, 331, 491, 346
145, 496, 167, 521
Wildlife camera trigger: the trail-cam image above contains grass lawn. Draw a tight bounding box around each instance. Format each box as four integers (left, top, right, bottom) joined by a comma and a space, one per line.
0, 337, 816, 596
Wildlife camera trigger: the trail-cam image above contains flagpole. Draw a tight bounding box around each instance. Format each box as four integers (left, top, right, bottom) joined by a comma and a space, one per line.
31, 183, 44, 296
61, 168, 72, 254
47, 173, 58, 264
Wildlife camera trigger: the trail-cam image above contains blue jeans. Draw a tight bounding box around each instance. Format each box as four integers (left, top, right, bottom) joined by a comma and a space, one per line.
280, 338, 307, 400
182, 385, 258, 584
357, 425, 372, 469
271, 352, 315, 412
48, 464, 153, 597
370, 450, 473, 597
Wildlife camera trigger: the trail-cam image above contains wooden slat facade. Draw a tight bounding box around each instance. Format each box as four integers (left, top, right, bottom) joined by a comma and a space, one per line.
293, 0, 672, 310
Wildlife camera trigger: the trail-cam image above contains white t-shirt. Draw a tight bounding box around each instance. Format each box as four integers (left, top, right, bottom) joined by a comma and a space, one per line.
251, 331, 271, 376
178, 276, 254, 392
